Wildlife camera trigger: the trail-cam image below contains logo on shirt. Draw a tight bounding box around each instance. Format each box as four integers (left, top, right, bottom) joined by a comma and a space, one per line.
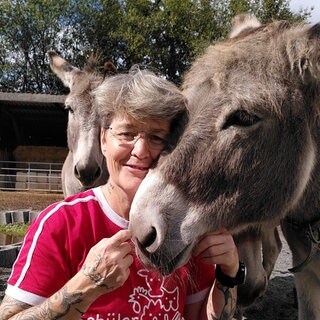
128, 269, 184, 319
86, 269, 185, 320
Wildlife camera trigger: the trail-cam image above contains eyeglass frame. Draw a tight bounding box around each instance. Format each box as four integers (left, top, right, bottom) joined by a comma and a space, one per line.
105, 126, 168, 150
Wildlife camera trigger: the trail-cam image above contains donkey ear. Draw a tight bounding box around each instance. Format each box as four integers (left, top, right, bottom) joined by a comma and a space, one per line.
103, 61, 117, 78
287, 23, 320, 83
307, 24, 320, 78
47, 50, 80, 89
229, 14, 261, 39
308, 23, 320, 39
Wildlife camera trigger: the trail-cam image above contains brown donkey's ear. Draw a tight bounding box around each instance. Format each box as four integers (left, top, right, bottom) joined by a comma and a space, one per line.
47, 50, 80, 89
307, 23, 320, 80
229, 14, 261, 39
83, 54, 99, 73
286, 23, 320, 84
103, 61, 117, 78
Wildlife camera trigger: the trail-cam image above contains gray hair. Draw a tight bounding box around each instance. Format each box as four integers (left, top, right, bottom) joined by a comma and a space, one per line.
93, 67, 187, 129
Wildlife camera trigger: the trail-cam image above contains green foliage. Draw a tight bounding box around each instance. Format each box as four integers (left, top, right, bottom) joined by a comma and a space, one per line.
0, 0, 312, 90
121, 1, 202, 82
66, 0, 124, 67
119, 0, 234, 83
0, 0, 70, 93
0, 223, 29, 237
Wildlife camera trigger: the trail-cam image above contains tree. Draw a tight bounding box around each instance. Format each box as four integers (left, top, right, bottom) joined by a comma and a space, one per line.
0, 0, 70, 93
251, 0, 310, 23
0, 0, 312, 92
0, 0, 122, 93
67, 0, 124, 68
119, 0, 230, 84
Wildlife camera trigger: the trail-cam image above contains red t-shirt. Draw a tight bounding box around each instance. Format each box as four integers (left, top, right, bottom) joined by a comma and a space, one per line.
6, 187, 215, 319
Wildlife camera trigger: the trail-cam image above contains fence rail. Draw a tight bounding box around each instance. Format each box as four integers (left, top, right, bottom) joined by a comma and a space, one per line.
0, 161, 63, 193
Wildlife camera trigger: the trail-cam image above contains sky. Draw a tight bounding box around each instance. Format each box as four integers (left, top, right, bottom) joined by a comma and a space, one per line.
289, 0, 320, 24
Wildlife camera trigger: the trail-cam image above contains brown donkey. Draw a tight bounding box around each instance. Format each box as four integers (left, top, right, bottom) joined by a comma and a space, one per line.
130, 17, 320, 320
48, 51, 115, 196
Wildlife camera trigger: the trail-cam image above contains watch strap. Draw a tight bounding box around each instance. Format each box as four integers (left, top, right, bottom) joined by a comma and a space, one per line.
215, 261, 246, 288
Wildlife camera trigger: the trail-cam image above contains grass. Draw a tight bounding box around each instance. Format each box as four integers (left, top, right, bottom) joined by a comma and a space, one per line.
0, 223, 29, 237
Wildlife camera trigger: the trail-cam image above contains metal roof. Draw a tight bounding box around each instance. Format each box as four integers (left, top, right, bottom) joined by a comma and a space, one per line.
0, 92, 68, 149
0, 92, 66, 104
0, 92, 66, 117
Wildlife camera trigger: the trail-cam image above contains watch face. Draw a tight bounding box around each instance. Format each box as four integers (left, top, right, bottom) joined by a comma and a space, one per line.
238, 261, 247, 285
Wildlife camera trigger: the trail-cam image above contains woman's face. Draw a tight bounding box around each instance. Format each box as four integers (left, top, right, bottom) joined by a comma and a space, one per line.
101, 114, 170, 197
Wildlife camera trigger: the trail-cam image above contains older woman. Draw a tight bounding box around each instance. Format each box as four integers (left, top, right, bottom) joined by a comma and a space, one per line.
0, 68, 242, 320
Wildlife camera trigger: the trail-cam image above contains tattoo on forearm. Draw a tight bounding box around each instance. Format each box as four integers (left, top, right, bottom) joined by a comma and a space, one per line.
75, 307, 85, 316
82, 253, 114, 290
51, 286, 83, 319
8, 286, 84, 320
211, 283, 236, 320
0, 296, 30, 319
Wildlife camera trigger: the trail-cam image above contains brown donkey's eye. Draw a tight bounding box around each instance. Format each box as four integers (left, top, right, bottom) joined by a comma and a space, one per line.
222, 110, 260, 129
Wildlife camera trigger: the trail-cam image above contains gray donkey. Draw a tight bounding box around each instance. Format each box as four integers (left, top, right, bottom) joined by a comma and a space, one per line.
48, 51, 116, 196
130, 17, 320, 320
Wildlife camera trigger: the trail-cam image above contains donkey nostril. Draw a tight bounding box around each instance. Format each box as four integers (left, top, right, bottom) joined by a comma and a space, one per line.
94, 167, 101, 179
140, 227, 157, 249
74, 166, 80, 179
74, 165, 101, 185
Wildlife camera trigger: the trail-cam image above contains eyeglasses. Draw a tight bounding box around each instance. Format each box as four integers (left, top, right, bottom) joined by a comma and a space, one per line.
106, 127, 167, 150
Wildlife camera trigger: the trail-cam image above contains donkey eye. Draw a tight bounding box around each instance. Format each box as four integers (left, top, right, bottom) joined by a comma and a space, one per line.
223, 110, 260, 129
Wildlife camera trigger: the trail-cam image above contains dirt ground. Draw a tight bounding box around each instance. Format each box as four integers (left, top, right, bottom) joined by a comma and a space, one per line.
0, 190, 64, 211
241, 234, 298, 320
0, 191, 298, 319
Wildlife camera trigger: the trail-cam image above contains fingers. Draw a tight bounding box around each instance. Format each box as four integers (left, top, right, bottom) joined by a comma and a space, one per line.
82, 230, 134, 293
193, 229, 239, 275
109, 229, 132, 245
107, 253, 134, 287
193, 229, 233, 257
93, 229, 133, 258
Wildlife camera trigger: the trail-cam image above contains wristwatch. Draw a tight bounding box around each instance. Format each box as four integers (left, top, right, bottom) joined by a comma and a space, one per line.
215, 261, 247, 288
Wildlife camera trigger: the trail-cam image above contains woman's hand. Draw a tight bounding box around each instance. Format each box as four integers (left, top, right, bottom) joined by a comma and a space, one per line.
0, 230, 134, 319
193, 228, 239, 277
80, 229, 134, 296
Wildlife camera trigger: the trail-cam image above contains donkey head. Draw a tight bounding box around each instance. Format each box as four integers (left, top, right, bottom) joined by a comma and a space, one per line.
130, 20, 320, 274
48, 51, 116, 195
